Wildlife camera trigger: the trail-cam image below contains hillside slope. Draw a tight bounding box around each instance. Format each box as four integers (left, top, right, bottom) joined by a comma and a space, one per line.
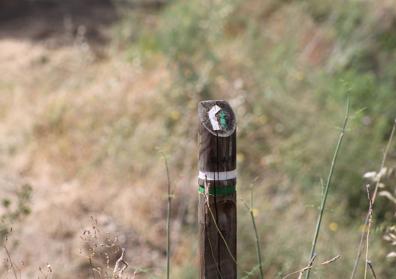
1, 1, 396, 278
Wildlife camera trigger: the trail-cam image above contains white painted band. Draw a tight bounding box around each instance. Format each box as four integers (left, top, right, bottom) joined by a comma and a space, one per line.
198, 170, 237, 181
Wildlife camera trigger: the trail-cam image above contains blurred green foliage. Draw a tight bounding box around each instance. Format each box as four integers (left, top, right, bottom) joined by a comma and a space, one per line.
112, 0, 396, 276
1, 184, 32, 243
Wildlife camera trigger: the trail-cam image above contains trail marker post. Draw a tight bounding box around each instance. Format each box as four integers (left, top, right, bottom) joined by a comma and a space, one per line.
198, 100, 237, 279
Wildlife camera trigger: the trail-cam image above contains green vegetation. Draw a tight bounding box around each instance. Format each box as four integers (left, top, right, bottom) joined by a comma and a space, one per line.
113, 0, 396, 277
1, 0, 396, 278
1, 184, 32, 242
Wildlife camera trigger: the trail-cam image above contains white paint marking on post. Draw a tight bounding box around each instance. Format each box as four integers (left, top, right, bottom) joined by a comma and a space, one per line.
208, 105, 222, 131
198, 170, 237, 181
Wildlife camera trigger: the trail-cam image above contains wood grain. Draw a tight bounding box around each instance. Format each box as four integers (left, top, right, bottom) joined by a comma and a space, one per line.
198, 100, 237, 279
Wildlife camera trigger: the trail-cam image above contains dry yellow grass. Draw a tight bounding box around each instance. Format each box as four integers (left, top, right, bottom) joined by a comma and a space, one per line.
1, 1, 396, 278
0, 19, 178, 276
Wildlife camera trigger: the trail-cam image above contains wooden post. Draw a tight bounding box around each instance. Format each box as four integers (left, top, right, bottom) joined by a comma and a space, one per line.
198, 100, 237, 279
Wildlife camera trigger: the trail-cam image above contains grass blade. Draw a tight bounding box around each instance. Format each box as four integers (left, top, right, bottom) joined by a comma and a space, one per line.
304, 99, 349, 279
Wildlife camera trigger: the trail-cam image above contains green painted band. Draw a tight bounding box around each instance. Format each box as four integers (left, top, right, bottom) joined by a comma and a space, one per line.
198, 185, 236, 196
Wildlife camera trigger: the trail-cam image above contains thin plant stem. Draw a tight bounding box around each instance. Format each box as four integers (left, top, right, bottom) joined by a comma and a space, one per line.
351, 213, 369, 279
207, 232, 224, 279
206, 196, 238, 265
243, 188, 264, 279
282, 255, 340, 279
203, 176, 239, 268
113, 248, 128, 278
161, 153, 172, 279
283, 255, 316, 279
350, 119, 396, 279
250, 208, 264, 279
364, 186, 373, 279
367, 261, 377, 279
4, 242, 18, 279
304, 99, 349, 279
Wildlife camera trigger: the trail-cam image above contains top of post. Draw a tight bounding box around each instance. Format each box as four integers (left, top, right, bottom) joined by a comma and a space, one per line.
198, 100, 236, 137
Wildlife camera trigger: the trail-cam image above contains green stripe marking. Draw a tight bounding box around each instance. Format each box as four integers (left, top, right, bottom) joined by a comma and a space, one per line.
198, 185, 236, 196
219, 110, 228, 129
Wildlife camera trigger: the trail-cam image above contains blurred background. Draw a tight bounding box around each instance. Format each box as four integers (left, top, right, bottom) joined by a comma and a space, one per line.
1, 0, 396, 278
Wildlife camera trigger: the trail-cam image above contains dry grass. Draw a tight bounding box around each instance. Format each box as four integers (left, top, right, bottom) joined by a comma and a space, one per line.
1, 1, 396, 278
0, 20, 174, 277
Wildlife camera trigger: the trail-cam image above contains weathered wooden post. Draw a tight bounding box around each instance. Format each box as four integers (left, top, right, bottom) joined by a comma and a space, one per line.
198, 100, 237, 279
